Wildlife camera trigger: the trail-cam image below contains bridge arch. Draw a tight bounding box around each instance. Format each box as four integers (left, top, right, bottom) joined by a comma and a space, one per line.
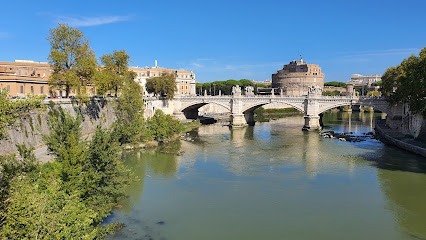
318, 100, 389, 115
242, 101, 305, 114
179, 101, 231, 119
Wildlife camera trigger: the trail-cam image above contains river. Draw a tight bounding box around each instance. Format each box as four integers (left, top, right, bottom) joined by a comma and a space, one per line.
105, 111, 426, 240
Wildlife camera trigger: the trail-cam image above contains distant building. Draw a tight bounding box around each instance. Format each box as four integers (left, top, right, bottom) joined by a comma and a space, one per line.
346, 74, 381, 86
0, 60, 52, 97
0, 60, 196, 97
251, 79, 271, 85
130, 61, 196, 96
272, 57, 324, 96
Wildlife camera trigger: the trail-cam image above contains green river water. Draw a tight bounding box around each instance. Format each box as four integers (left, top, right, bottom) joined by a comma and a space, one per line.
105, 112, 426, 240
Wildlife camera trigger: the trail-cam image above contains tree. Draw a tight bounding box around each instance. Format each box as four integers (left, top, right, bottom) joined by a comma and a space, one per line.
382, 47, 426, 114
145, 110, 183, 142
82, 125, 134, 222
113, 79, 145, 144
145, 73, 177, 99
96, 50, 136, 96
367, 91, 380, 97
47, 24, 97, 98
324, 81, 347, 87
42, 106, 88, 193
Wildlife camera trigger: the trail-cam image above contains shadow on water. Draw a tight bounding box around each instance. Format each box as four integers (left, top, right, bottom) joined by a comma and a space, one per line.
364, 144, 426, 174
323, 111, 426, 174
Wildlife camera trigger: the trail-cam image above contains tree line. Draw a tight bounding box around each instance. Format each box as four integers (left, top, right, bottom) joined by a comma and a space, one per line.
381, 47, 426, 114
47, 23, 177, 100
195, 79, 271, 95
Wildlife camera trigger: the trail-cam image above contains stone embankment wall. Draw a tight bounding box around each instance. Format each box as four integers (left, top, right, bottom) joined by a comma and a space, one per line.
0, 99, 116, 155
386, 103, 426, 141
376, 121, 426, 157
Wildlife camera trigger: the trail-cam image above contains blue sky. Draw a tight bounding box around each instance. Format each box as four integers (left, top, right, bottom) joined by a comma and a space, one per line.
0, 0, 425, 83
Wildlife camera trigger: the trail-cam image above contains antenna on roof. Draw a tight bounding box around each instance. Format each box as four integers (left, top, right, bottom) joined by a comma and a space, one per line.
300, 55, 303, 63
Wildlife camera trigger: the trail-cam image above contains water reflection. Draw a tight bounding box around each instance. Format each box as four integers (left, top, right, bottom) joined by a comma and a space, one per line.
107, 111, 426, 240
378, 170, 426, 239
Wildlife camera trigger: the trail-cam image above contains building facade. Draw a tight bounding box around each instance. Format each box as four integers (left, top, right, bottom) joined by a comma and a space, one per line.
130, 62, 196, 96
272, 57, 324, 96
0, 60, 51, 97
1, 60, 196, 97
346, 74, 381, 86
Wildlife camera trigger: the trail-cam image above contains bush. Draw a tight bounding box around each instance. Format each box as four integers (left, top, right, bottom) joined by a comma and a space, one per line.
145, 110, 183, 142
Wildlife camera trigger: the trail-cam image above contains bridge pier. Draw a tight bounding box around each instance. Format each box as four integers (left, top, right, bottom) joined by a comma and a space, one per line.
244, 112, 255, 126
230, 113, 248, 127
302, 115, 321, 131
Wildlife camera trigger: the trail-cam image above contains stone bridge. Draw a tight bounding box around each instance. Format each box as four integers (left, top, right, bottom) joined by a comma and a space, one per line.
144, 87, 391, 130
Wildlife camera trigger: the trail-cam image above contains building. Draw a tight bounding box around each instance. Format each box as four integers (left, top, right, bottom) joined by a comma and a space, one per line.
1, 60, 196, 97
251, 79, 272, 85
130, 61, 196, 96
272, 57, 324, 96
346, 74, 381, 86
0, 60, 52, 97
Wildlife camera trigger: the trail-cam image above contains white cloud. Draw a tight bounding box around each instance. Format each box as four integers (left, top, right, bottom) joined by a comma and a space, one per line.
57, 15, 130, 27
191, 62, 204, 68
340, 48, 421, 58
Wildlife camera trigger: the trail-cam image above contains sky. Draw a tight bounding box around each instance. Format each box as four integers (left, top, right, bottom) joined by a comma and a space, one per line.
0, 0, 425, 83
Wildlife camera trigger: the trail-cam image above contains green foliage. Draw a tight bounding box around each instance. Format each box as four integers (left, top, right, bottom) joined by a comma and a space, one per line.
145, 110, 183, 142
48, 23, 97, 98
254, 107, 300, 115
197, 79, 254, 95
256, 83, 271, 88
82, 126, 134, 222
0, 145, 38, 204
1, 175, 108, 240
0, 90, 46, 139
43, 106, 87, 193
1, 106, 134, 239
382, 47, 426, 114
367, 91, 380, 97
322, 90, 342, 96
145, 73, 177, 99
324, 81, 347, 87
113, 79, 145, 144
373, 80, 382, 86
96, 50, 136, 96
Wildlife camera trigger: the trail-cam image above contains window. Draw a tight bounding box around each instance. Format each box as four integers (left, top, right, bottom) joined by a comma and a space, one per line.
37, 74, 40, 77
41, 86, 44, 94
31, 86, 34, 94
20, 86, 24, 93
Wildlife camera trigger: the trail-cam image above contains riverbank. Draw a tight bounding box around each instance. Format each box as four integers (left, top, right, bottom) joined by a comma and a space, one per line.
254, 107, 303, 122
375, 119, 426, 158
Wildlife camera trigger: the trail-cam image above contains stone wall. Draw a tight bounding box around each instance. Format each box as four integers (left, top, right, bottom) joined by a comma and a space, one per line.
0, 99, 116, 155
385, 103, 426, 140
376, 121, 426, 157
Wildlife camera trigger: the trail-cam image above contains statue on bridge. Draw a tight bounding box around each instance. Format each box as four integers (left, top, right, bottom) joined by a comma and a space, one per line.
307, 85, 323, 97
232, 85, 242, 96
245, 86, 254, 96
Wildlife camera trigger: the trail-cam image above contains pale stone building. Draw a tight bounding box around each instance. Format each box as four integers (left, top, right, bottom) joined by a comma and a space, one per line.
272, 57, 324, 96
346, 74, 381, 86
130, 61, 196, 96
0, 60, 52, 97
1, 60, 196, 97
